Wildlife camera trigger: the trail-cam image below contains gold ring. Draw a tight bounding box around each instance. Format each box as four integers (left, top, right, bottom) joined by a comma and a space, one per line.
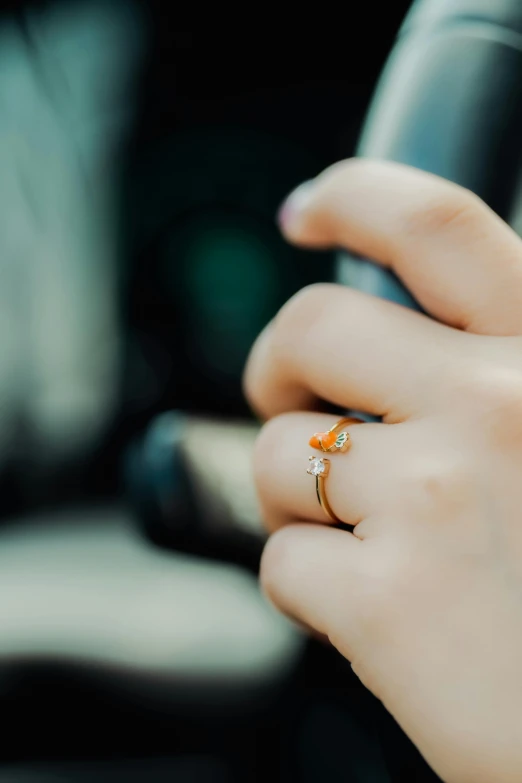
307, 417, 362, 523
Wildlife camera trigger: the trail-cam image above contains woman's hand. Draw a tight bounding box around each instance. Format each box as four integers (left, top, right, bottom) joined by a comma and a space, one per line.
244, 160, 522, 782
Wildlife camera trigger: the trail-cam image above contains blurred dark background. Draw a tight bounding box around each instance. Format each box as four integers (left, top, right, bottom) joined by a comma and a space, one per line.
0, 0, 414, 506
0, 1, 445, 781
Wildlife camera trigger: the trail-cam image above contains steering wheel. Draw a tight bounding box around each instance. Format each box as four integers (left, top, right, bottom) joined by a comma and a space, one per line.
339, 0, 522, 307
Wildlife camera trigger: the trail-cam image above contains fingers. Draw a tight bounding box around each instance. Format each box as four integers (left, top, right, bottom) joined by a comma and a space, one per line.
260, 523, 364, 646
254, 411, 393, 532
244, 282, 462, 420
279, 159, 522, 336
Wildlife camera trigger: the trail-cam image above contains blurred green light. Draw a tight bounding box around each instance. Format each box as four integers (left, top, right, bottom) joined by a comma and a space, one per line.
182, 220, 281, 375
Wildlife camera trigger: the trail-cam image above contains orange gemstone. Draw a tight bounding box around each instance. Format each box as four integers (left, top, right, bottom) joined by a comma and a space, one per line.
309, 431, 336, 450
321, 431, 337, 449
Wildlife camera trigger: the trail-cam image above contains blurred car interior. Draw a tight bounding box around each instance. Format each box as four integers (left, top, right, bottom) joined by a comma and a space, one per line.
8, 0, 521, 781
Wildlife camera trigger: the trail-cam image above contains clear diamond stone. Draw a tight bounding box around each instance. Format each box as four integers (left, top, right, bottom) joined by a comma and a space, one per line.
309, 457, 325, 476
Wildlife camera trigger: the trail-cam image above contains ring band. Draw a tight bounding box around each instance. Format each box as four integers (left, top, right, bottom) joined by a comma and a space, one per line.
307, 417, 362, 523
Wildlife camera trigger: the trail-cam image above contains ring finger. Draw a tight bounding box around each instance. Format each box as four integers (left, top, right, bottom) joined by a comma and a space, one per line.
254, 411, 411, 533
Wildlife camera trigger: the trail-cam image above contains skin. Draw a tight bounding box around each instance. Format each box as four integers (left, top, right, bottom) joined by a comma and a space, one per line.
243, 159, 522, 782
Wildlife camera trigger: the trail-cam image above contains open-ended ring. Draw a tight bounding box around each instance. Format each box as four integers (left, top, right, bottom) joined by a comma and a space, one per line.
306, 417, 362, 524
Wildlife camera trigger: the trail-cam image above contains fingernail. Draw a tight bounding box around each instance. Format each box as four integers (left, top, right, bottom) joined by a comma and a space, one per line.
277, 180, 315, 230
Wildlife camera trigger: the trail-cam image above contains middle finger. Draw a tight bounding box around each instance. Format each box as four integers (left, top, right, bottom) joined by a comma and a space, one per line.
245, 283, 465, 421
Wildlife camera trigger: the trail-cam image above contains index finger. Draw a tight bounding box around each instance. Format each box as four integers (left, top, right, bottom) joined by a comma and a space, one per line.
279, 159, 522, 336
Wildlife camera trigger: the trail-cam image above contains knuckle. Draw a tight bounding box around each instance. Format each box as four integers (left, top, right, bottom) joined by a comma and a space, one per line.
242, 365, 261, 417
461, 368, 522, 449
315, 158, 387, 206
252, 417, 282, 495
401, 188, 484, 240
452, 365, 522, 424
253, 412, 282, 457
274, 283, 335, 335
317, 156, 365, 186
268, 283, 337, 370
243, 282, 332, 415
252, 413, 296, 495
413, 463, 475, 513
422, 467, 468, 500
242, 323, 273, 417
259, 526, 297, 603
